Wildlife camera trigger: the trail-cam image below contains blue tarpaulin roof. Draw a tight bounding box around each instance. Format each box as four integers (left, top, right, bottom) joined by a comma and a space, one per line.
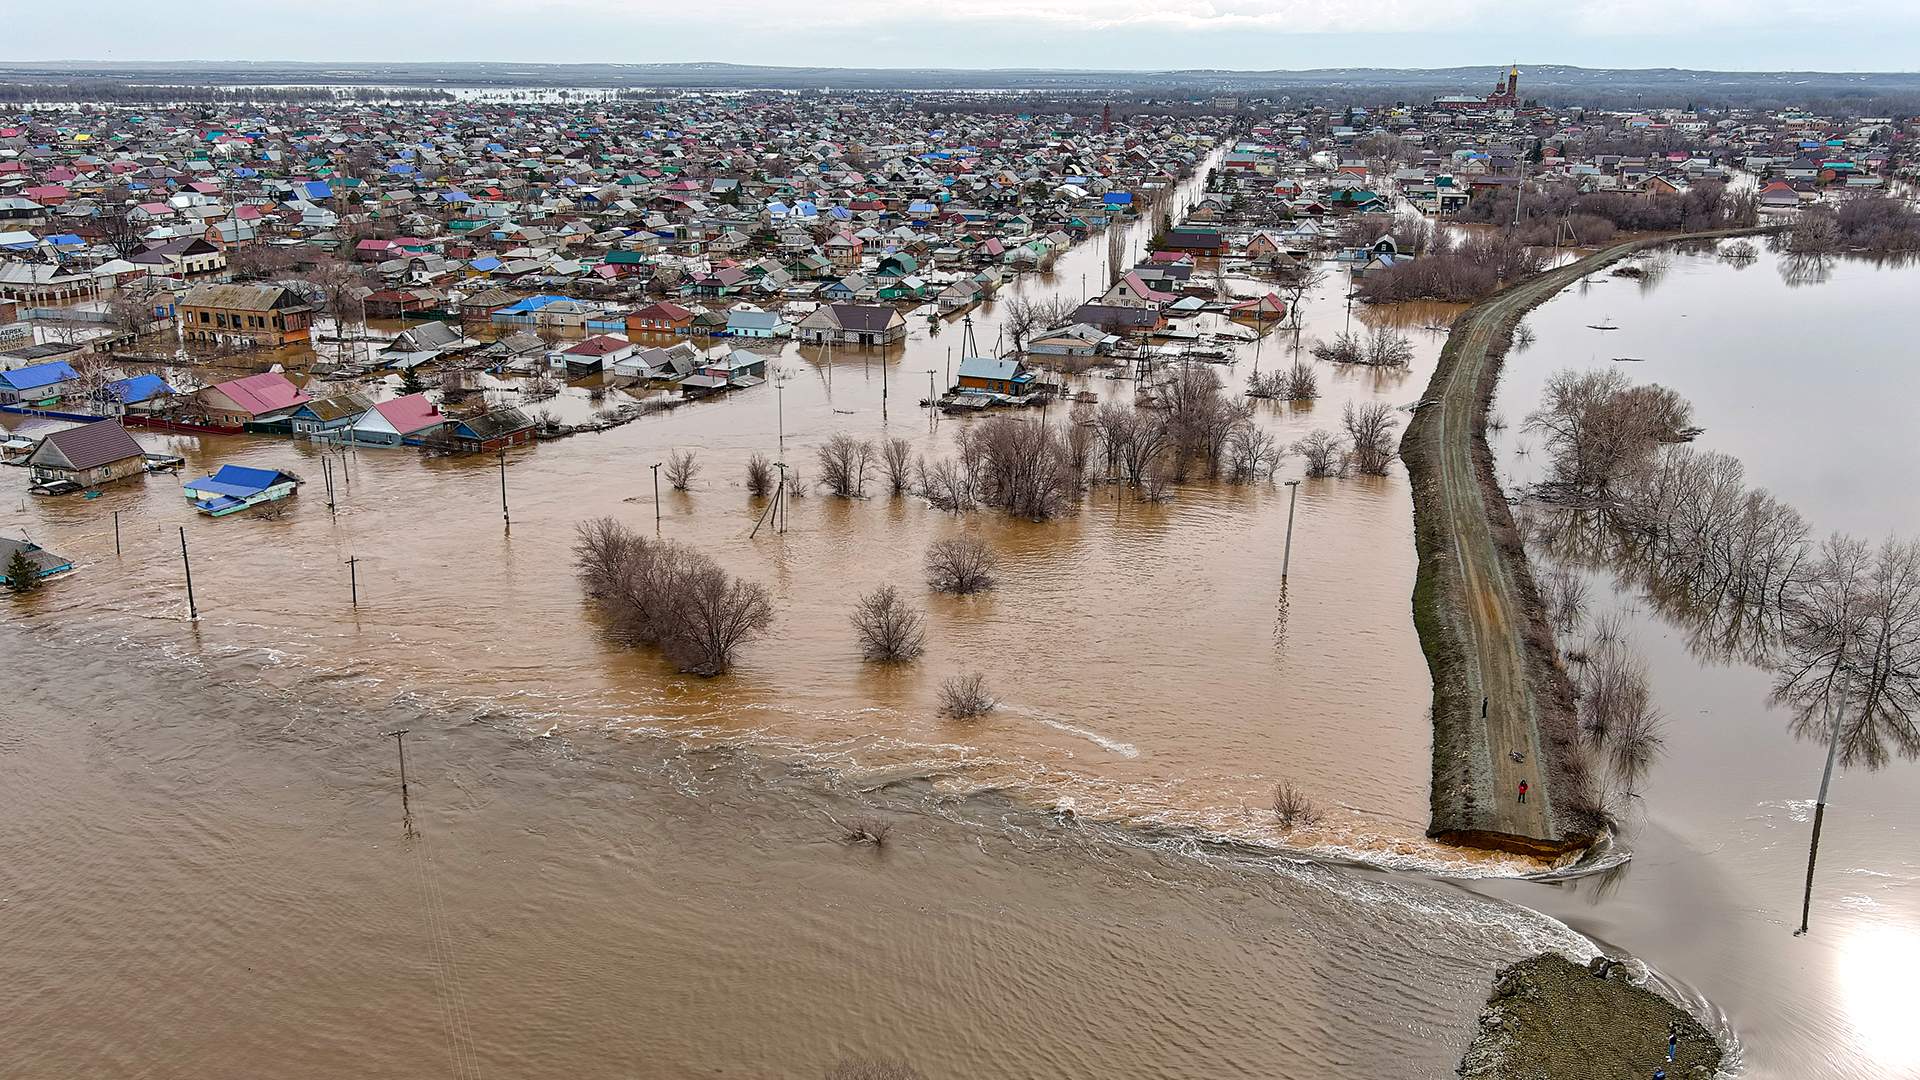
184, 465, 292, 498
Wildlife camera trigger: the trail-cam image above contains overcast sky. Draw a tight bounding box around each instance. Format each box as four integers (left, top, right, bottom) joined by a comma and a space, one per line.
13, 0, 1919, 72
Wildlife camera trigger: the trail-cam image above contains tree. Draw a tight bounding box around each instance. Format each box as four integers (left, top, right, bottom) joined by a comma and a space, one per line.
851, 585, 926, 662
571, 518, 773, 676
1342, 401, 1400, 476
1292, 429, 1348, 478
1272, 781, 1322, 830
816, 433, 875, 498
665, 449, 700, 491
957, 415, 1078, 518
938, 672, 997, 719
881, 437, 914, 496
745, 453, 773, 497
1281, 262, 1325, 329
926, 537, 996, 594
6, 548, 42, 594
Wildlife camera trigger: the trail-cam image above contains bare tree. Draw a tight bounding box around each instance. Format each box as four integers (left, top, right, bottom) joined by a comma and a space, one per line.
916, 456, 976, 513
958, 416, 1078, 519
851, 585, 926, 662
816, 433, 875, 498
665, 449, 700, 491
1525, 370, 1696, 499
938, 672, 997, 719
1281, 262, 1325, 329
1342, 401, 1400, 476
572, 517, 775, 675
881, 437, 914, 496
1293, 429, 1348, 478
1225, 424, 1284, 483
745, 453, 773, 497
1272, 781, 1323, 830
926, 537, 996, 594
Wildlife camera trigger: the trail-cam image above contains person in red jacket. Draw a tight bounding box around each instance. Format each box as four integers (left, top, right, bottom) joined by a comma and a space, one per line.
1517, 781, 1529, 804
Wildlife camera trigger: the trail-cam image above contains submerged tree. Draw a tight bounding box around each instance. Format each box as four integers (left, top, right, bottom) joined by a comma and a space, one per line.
572, 518, 773, 676
851, 585, 926, 663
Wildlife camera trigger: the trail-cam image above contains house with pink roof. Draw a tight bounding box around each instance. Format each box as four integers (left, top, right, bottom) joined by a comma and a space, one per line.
196, 371, 312, 430
349, 393, 445, 447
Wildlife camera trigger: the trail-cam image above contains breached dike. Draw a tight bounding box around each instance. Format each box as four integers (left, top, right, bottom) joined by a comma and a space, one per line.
1457, 953, 1723, 1080
1401, 227, 1778, 859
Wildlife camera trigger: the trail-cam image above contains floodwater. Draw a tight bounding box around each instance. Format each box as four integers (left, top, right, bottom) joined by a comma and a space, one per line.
0, 156, 1574, 1079
10, 170, 1903, 1077
1480, 242, 1920, 1080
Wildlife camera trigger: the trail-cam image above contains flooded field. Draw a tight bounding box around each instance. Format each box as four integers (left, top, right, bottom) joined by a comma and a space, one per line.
1481, 242, 1920, 1080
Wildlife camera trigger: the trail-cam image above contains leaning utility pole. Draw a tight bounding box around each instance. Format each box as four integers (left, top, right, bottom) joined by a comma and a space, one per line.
383, 728, 416, 837
1281, 479, 1302, 580
178, 526, 198, 620
1796, 677, 1852, 937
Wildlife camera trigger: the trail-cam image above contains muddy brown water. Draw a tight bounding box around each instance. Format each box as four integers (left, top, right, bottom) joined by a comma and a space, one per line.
8, 188, 1900, 1076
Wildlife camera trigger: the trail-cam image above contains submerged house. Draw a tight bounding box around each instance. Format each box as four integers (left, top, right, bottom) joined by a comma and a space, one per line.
438, 406, 537, 453
794, 303, 908, 346
182, 465, 301, 517
955, 355, 1036, 397
1, 536, 73, 586
25, 420, 146, 488
288, 392, 376, 440
197, 372, 311, 431
0, 360, 80, 405
348, 393, 444, 447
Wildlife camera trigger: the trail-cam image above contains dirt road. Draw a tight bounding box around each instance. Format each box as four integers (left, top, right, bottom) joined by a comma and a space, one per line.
1405, 228, 1770, 853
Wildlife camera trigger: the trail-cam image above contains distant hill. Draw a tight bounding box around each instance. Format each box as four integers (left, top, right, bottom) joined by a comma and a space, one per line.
4, 60, 1918, 106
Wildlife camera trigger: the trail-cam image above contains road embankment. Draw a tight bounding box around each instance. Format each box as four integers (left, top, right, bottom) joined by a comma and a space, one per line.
1401, 228, 1773, 858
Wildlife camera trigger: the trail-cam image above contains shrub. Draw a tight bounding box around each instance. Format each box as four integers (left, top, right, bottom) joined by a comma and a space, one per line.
925, 536, 996, 595
851, 585, 926, 662
938, 672, 997, 719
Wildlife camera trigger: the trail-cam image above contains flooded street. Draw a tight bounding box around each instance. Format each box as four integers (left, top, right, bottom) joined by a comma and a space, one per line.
1, 163, 1482, 871
1481, 243, 1920, 1080
6, 164, 1913, 1075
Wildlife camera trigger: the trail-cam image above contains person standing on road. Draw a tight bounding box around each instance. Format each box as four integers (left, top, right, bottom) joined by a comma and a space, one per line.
1517, 781, 1528, 804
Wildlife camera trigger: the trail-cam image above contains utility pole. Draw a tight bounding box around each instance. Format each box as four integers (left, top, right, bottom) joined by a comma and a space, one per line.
1797, 677, 1852, 937
323, 456, 336, 516
178, 526, 197, 620
651, 462, 662, 532
383, 728, 416, 837
881, 352, 887, 420
774, 461, 788, 533
498, 448, 510, 532
112, 510, 121, 556
775, 379, 785, 461
1281, 479, 1301, 580
926, 369, 936, 404
345, 555, 360, 607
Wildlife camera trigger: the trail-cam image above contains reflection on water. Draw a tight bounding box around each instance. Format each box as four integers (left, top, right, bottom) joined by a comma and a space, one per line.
1837, 924, 1920, 1072
1485, 241, 1920, 1080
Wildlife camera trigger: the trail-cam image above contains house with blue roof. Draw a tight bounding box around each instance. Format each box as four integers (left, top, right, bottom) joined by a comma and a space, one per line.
182, 465, 301, 517
99, 374, 175, 416
956, 355, 1035, 398
724, 308, 790, 339
0, 361, 79, 405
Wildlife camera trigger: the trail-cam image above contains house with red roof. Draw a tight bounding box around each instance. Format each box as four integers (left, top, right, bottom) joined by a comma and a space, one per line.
627, 301, 694, 334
